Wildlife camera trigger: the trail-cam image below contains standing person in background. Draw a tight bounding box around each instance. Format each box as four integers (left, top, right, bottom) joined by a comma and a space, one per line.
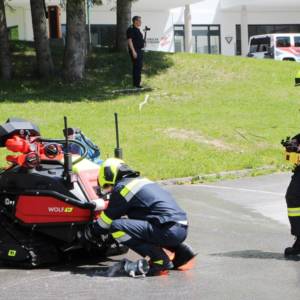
127, 16, 145, 89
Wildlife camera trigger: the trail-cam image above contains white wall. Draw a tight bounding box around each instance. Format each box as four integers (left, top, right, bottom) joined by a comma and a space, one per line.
6, 4, 173, 51
138, 11, 175, 52
172, 0, 300, 55
5, 0, 300, 56
86, 8, 173, 52
218, 9, 300, 55
6, 6, 33, 41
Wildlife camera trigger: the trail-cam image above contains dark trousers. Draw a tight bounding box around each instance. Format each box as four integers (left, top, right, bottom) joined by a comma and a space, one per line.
286, 167, 300, 236
110, 219, 187, 264
129, 50, 143, 87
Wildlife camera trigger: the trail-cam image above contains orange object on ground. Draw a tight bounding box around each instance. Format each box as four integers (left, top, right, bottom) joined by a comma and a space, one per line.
177, 256, 197, 271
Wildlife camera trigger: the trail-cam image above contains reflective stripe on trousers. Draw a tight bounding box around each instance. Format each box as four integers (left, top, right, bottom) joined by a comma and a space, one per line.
97, 211, 113, 229
288, 207, 300, 217
112, 230, 132, 243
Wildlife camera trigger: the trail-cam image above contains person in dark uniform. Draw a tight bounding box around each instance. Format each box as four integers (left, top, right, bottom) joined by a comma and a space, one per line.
284, 134, 300, 256
82, 158, 196, 276
285, 167, 300, 256
126, 16, 145, 88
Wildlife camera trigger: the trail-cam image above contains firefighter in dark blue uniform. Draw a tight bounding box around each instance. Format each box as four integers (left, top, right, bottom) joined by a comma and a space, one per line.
127, 16, 144, 88
285, 165, 300, 256
85, 158, 195, 276
281, 134, 300, 256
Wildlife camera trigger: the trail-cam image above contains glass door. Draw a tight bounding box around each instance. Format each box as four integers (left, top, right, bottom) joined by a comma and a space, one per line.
209, 26, 221, 54
174, 25, 185, 52
174, 24, 221, 54
193, 26, 208, 53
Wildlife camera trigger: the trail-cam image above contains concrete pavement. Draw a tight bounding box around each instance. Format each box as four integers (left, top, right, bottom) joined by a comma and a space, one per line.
1, 173, 299, 300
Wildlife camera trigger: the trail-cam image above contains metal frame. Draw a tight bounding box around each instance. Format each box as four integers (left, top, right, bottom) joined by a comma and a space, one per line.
174, 24, 222, 54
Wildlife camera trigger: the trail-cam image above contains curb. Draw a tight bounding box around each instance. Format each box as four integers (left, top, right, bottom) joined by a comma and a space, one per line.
158, 165, 285, 186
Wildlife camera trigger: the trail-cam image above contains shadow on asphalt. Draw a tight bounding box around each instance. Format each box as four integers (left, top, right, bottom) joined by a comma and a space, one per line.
49, 257, 129, 278
210, 250, 300, 261
0, 256, 129, 277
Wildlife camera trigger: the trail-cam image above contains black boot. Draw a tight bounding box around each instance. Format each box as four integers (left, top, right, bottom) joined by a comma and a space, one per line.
171, 243, 197, 269
147, 260, 174, 276
284, 237, 300, 256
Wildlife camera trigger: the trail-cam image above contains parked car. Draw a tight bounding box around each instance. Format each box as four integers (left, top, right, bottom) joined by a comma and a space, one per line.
247, 33, 300, 62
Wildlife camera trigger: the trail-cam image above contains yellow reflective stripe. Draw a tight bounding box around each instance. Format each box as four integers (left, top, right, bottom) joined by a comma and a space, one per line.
153, 260, 164, 265
110, 165, 118, 183
112, 231, 131, 242
288, 207, 300, 211
100, 212, 112, 225
288, 207, 300, 217
127, 178, 141, 189
97, 218, 110, 229
120, 178, 152, 202
112, 231, 126, 239
8, 250, 16, 257
120, 186, 130, 197
121, 179, 140, 196
289, 213, 300, 217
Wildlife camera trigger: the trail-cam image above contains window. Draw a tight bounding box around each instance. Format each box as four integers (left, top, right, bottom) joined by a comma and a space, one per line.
193, 26, 209, 53
209, 26, 221, 54
91, 25, 116, 48
174, 25, 221, 54
295, 36, 300, 47
174, 25, 184, 52
236, 25, 241, 55
8, 26, 19, 40
61, 24, 116, 48
276, 36, 291, 47
248, 24, 300, 38
249, 37, 270, 53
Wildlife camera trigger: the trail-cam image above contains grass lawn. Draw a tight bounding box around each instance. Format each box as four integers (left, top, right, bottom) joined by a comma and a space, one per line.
0, 42, 299, 180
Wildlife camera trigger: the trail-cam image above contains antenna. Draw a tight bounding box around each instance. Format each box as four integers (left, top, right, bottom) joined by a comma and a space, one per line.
114, 113, 123, 159
63, 116, 73, 188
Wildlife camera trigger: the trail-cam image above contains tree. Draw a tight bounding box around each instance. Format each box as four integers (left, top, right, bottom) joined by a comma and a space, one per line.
116, 0, 132, 51
30, 0, 54, 77
63, 0, 86, 81
0, 0, 12, 80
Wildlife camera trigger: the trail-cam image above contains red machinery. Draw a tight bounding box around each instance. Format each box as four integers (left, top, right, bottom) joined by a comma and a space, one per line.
0, 117, 126, 267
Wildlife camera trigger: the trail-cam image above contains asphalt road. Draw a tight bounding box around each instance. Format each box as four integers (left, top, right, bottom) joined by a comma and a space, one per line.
1, 173, 299, 300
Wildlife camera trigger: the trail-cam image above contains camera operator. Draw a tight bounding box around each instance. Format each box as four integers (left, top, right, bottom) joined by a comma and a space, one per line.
127, 16, 146, 89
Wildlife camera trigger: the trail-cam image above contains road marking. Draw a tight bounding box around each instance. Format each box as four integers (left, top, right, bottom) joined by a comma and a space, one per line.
195, 184, 285, 196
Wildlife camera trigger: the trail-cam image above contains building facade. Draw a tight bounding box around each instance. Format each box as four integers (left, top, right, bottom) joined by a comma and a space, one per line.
5, 0, 300, 56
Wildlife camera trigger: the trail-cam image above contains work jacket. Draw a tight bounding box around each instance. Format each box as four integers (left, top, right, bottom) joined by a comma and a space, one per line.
97, 176, 187, 230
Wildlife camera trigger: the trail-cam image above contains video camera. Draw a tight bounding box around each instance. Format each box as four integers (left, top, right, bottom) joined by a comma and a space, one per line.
281, 136, 299, 153
282, 135, 300, 165
143, 26, 151, 46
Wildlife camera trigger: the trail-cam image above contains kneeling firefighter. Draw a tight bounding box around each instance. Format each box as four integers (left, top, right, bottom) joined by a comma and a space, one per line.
82, 158, 196, 276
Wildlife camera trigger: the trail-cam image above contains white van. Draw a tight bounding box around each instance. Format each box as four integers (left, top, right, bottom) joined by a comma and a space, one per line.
247, 33, 300, 62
